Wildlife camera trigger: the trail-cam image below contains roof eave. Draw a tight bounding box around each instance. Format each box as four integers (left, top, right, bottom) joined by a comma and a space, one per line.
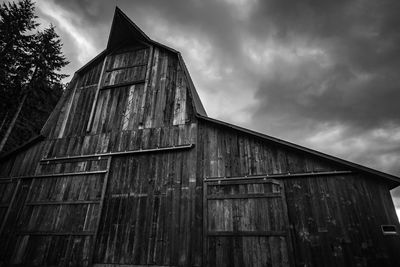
0, 135, 45, 162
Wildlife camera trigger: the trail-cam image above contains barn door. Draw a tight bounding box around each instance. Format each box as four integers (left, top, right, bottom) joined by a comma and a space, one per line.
204, 178, 293, 267
0, 157, 110, 267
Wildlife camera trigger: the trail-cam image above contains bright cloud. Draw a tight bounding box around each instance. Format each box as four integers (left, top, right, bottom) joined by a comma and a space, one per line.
36, 0, 97, 64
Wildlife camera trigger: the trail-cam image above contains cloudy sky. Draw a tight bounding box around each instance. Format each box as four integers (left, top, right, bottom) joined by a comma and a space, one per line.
27, 0, 400, 216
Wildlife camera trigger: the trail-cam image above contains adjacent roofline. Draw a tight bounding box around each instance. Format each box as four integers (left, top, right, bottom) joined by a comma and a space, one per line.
76, 50, 107, 75
0, 135, 44, 162
197, 115, 400, 187
178, 54, 208, 116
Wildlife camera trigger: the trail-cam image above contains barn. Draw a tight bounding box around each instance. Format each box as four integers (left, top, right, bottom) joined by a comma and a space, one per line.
0, 7, 399, 267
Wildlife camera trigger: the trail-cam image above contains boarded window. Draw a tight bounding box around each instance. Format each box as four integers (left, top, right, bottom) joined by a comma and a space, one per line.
381, 225, 398, 235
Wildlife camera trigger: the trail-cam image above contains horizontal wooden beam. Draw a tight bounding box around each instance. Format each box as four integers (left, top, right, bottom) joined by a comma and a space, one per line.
207, 231, 287, 237
207, 193, 282, 200
206, 179, 281, 186
25, 200, 101, 206
106, 63, 147, 72
40, 144, 194, 162
17, 231, 96, 236
8, 170, 107, 179
93, 265, 174, 267
204, 170, 353, 182
100, 79, 145, 90
111, 193, 149, 198
108, 47, 148, 57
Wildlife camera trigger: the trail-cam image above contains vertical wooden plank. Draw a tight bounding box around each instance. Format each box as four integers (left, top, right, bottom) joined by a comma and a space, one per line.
139, 46, 154, 127
144, 47, 160, 128
203, 181, 208, 267
86, 56, 107, 132
0, 180, 20, 237
204, 179, 292, 267
217, 129, 225, 178
173, 62, 187, 125
89, 156, 111, 265
209, 127, 218, 178
280, 180, 296, 267
152, 51, 168, 128
122, 85, 136, 131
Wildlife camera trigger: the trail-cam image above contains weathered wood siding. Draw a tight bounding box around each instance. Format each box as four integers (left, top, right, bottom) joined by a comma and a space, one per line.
197, 121, 345, 180
93, 123, 199, 266
44, 44, 193, 141
0, 141, 49, 265
44, 60, 103, 139
285, 174, 400, 267
4, 159, 108, 266
0, 42, 200, 267
0, 140, 47, 178
198, 120, 400, 267
204, 179, 292, 267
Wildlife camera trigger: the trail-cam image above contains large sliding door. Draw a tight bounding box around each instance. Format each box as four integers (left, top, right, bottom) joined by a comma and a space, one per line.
0, 157, 110, 267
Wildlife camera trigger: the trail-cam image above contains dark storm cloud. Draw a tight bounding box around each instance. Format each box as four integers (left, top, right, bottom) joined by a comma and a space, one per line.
254, 59, 400, 129
251, 0, 400, 130
49, 0, 253, 70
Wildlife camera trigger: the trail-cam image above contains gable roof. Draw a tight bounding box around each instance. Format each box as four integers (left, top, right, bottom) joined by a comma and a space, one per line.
0, 135, 44, 161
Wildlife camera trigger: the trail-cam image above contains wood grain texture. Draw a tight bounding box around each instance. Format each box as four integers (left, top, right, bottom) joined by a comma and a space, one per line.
204, 179, 291, 267
198, 120, 400, 267
284, 174, 400, 267
0, 159, 107, 267
197, 121, 346, 180
93, 123, 197, 266
0, 42, 199, 266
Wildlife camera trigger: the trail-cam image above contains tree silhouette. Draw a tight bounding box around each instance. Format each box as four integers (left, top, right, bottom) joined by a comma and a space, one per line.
0, 0, 69, 152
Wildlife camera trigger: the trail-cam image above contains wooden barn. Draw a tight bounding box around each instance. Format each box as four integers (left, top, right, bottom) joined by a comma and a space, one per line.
1, 7, 400, 267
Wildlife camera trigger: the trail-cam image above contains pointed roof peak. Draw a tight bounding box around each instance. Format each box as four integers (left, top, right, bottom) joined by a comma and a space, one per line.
106, 6, 151, 50
108, 7, 180, 54
104, 7, 207, 116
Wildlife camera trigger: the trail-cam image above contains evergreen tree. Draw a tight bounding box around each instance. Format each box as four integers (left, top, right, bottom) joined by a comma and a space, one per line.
0, 0, 36, 114
0, 0, 68, 153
